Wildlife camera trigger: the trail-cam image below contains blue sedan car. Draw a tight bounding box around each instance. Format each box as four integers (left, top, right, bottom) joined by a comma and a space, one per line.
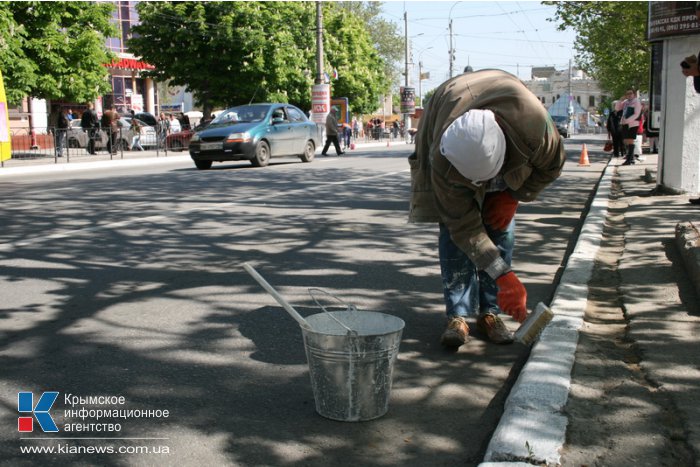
188, 103, 320, 170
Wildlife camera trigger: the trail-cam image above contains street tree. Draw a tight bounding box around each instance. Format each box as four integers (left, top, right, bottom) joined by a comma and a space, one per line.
544, 1, 649, 97
323, 4, 389, 114
0, 1, 116, 105
130, 2, 313, 118
129, 1, 388, 117
335, 2, 404, 88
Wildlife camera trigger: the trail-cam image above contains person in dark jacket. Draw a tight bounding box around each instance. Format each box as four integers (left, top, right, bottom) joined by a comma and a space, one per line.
606, 101, 624, 157
409, 69, 565, 348
101, 106, 119, 154
54, 107, 69, 158
321, 108, 344, 156
80, 102, 99, 155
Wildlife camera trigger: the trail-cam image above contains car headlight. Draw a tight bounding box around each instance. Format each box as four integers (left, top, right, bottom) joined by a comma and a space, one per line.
226, 132, 251, 143
190, 133, 200, 142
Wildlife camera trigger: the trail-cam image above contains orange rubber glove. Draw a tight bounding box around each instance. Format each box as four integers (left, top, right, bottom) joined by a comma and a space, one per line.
495, 271, 527, 322
483, 190, 519, 230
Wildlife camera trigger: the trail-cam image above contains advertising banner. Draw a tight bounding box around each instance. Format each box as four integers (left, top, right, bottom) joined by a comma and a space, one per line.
400, 87, 416, 114
311, 84, 330, 124
648, 2, 700, 40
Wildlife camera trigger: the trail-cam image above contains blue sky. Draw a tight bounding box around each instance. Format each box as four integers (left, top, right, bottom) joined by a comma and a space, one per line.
379, 1, 578, 95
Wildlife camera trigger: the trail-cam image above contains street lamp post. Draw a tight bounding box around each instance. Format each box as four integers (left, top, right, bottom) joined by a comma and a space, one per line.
448, 1, 462, 79
417, 47, 433, 106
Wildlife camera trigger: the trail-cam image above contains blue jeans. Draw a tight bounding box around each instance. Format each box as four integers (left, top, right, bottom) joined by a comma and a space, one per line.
438, 220, 514, 318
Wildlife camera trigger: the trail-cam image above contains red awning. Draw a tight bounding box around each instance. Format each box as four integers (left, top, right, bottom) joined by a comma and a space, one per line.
105, 58, 155, 71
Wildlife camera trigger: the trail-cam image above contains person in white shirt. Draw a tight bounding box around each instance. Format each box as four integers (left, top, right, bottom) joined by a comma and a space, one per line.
169, 114, 181, 134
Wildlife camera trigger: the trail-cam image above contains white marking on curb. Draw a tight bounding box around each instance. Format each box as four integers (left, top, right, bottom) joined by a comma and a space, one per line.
482, 163, 614, 466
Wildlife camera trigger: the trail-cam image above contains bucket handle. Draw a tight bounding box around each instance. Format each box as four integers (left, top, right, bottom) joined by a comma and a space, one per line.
308, 288, 358, 337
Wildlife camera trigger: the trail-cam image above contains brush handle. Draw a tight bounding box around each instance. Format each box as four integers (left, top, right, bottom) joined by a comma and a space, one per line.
243, 263, 312, 330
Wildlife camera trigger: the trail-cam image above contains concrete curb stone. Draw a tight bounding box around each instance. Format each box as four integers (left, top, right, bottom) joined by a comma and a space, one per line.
481, 163, 615, 466
675, 221, 700, 298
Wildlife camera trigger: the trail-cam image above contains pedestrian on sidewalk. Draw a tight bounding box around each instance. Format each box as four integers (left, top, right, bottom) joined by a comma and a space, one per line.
157, 112, 170, 149
130, 118, 144, 151
321, 108, 344, 156
620, 88, 642, 165
606, 100, 624, 157
101, 106, 119, 155
80, 102, 99, 155
53, 107, 69, 158
408, 69, 565, 348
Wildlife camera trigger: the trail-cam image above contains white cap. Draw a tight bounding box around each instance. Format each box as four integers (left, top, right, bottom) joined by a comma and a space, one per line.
439, 109, 506, 184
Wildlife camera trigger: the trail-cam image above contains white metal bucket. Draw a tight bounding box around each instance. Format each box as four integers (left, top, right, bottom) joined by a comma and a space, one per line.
302, 310, 405, 422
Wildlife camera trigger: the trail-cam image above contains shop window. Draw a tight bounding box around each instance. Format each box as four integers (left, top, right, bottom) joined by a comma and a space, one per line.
112, 77, 124, 95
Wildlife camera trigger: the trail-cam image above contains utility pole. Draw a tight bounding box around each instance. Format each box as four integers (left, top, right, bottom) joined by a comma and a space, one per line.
419, 61, 423, 105
568, 59, 574, 135
449, 18, 454, 79
404, 11, 411, 142
315, 1, 324, 85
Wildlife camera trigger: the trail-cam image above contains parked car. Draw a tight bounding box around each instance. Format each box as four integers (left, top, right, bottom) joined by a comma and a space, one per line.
551, 116, 569, 138
133, 112, 157, 127
66, 118, 157, 151
165, 123, 207, 151
188, 103, 319, 170
122, 117, 158, 148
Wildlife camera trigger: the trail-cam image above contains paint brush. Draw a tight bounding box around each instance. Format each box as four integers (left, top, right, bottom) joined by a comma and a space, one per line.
514, 302, 554, 345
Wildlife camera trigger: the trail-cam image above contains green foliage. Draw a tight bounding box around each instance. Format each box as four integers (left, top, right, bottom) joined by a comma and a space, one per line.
323, 4, 388, 114
334, 1, 403, 87
129, 1, 389, 116
0, 2, 116, 104
422, 87, 436, 108
544, 1, 650, 97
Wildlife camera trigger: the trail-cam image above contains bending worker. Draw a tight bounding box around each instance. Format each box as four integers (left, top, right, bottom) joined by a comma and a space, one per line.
409, 69, 566, 348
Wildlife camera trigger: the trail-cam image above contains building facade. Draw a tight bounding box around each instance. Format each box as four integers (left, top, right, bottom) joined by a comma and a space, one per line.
524, 66, 607, 115
101, 0, 157, 116
10, 0, 159, 137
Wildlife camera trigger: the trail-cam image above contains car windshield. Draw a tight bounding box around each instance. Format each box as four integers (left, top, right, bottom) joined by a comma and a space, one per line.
213, 105, 271, 124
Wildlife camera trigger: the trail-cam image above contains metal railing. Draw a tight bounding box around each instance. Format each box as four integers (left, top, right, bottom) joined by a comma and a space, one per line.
1, 126, 180, 167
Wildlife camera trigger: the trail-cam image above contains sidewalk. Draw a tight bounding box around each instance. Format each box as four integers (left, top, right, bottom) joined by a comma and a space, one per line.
482, 150, 700, 465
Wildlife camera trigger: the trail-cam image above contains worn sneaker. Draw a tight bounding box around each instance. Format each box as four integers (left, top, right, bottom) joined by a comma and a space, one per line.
476, 312, 514, 344
440, 316, 470, 348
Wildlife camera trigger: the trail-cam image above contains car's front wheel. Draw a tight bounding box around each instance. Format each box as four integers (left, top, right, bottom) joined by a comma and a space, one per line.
251, 141, 270, 167
194, 160, 212, 170
299, 140, 315, 163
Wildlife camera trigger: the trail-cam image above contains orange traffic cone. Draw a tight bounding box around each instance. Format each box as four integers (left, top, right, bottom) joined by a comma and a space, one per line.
578, 144, 590, 166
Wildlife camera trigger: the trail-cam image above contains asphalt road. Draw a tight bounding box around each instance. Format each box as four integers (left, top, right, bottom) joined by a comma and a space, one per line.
0, 140, 606, 466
